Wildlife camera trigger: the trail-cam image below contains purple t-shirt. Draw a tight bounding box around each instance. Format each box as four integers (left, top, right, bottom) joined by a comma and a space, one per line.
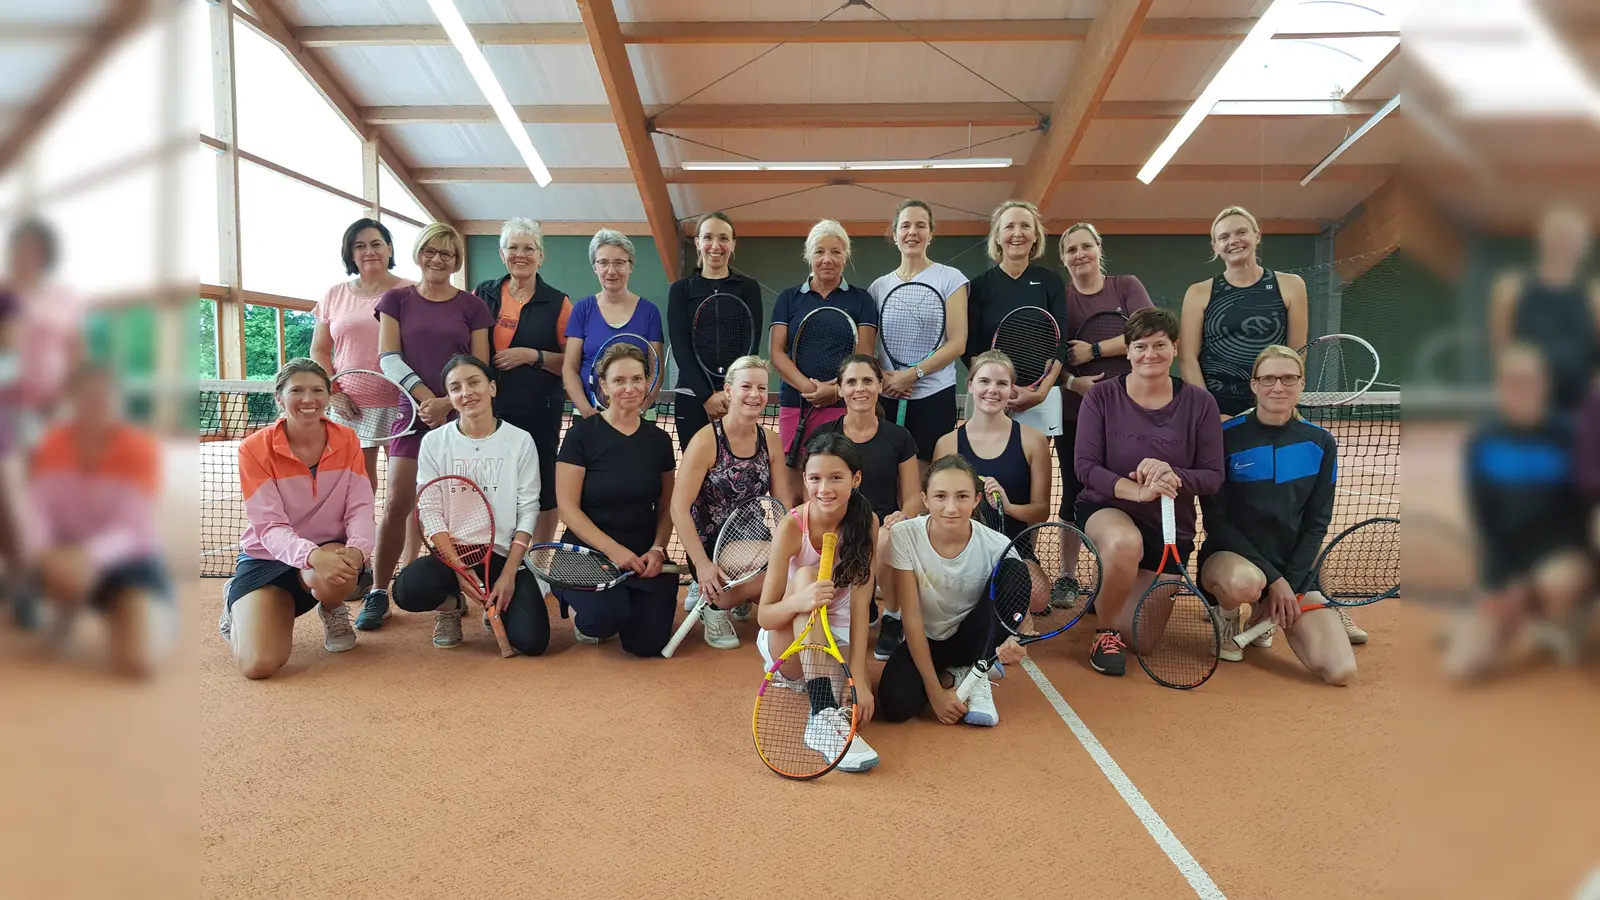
1062, 275, 1155, 420
373, 286, 494, 397
1577, 387, 1600, 499
1074, 375, 1224, 542
565, 295, 664, 389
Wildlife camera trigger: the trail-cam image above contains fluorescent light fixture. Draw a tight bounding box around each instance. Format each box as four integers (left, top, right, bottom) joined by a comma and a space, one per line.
681, 158, 1012, 172
425, 0, 553, 187
1136, 0, 1301, 184
1300, 94, 1400, 185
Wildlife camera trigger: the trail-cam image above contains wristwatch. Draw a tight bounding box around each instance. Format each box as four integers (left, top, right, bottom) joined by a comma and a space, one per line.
1090, 342, 1103, 360
534, 349, 545, 368
914, 365, 926, 378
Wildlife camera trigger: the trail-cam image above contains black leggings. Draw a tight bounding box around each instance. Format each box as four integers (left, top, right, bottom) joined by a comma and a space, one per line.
877, 594, 1002, 722
557, 574, 679, 658
393, 553, 551, 656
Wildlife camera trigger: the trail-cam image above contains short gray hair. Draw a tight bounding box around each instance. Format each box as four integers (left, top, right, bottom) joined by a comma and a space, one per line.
588, 228, 636, 266
803, 219, 851, 266
499, 217, 543, 251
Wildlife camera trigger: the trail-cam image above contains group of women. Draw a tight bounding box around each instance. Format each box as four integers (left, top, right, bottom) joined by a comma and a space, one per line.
220, 198, 1373, 763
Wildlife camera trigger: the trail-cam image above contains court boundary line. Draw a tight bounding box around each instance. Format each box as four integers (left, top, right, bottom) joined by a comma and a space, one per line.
1020, 657, 1228, 900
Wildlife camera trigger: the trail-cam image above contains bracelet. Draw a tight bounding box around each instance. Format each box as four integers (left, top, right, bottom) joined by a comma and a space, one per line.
510, 538, 531, 551
534, 349, 544, 369
1066, 374, 1075, 391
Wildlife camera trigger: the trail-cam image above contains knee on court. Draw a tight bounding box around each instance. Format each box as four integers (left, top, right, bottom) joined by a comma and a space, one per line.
235, 647, 288, 680
1319, 659, 1356, 686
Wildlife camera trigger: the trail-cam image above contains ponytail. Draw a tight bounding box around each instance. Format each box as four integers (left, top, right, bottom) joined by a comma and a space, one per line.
801, 431, 875, 589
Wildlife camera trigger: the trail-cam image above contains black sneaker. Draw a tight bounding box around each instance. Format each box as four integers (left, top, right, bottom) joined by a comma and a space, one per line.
354, 588, 390, 631
873, 614, 904, 661
1089, 629, 1126, 676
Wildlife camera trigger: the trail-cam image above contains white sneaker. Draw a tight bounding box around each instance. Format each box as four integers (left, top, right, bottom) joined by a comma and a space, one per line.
701, 604, 740, 649
959, 667, 999, 726
218, 591, 233, 644
1217, 608, 1244, 662
318, 602, 357, 652
839, 729, 880, 772
730, 601, 753, 622
1339, 608, 1368, 644
1250, 622, 1275, 648
804, 707, 849, 760
682, 581, 701, 612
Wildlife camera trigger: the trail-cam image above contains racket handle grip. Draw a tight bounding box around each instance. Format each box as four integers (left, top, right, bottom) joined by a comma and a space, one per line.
817, 532, 837, 582
1234, 616, 1274, 649
955, 661, 987, 703
1160, 495, 1176, 546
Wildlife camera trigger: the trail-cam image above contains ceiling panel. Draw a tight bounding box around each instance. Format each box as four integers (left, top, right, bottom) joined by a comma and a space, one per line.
1105, 39, 1230, 102
435, 181, 646, 220
320, 44, 604, 105
651, 126, 1041, 166
281, 0, 579, 27
616, 0, 1105, 23
667, 181, 1013, 223
1044, 178, 1372, 220
383, 121, 629, 167
1072, 115, 1403, 166
0, 43, 76, 106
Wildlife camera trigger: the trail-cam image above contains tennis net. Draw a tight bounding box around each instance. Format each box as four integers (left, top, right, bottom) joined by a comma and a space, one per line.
199, 381, 1399, 578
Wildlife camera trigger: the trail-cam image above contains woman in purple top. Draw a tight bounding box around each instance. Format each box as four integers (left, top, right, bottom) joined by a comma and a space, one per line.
561, 229, 666, 418
1074, 307, 1224, 677
357, 223, 493, 631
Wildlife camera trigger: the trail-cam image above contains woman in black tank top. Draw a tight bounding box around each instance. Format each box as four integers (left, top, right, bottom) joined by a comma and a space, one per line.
1179, 207, 1308, 417
1491, 204, 1600, 412
933, 351, 1052, 539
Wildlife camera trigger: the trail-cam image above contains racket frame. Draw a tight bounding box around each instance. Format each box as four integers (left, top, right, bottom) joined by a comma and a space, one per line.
1130, 495, 1220, 689
1232, 516, 1400, 648
588, 332, 663, 412
878, 281, 947, 426
326, 368, 419, 440
415, 474, 513, 658
1296, 332, 1381, 407
1070, 310, 1130, 380
525, 541, 684, 591
752, 533, 857, 780
690, 292, 756, 390
784, 306, 860, 468
662, 495, 788, 658
955, 521, 1102, 701
990, 305, 1061, 391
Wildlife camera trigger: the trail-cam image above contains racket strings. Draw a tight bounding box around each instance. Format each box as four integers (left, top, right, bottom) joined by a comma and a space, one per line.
879, 285, 944, 363
528, 548, 618, 586
993, 311, 1058, 387
1302, 336, 1378, 405
328, 373, 411, 441
1317, 518, 1400, 601
1074, 312, 1128, 345
1132, 581, 1218, 688
712, 500, 783, 582
792, 315, 857, 380
692, 296, 753, 375
753, 643, 855, 779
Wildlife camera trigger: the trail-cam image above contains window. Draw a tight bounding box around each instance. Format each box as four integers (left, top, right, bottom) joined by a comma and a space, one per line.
234, 22, 362, 195
385, 217, 425, 285
380, 164, 431, 225
244, 303, 280, 379
238, 160, 363, 300
198, 299, 218, 379
34, 19, 165, 195
39, 167, 162, 296
192, 145, 221, 286
1214, 1, 1400, 102
282, 309, 315, 361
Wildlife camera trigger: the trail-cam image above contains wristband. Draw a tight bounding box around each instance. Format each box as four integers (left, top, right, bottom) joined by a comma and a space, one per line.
510, 538, 530, 551
534, 349, 544, 369
1065, 374, 1075, 391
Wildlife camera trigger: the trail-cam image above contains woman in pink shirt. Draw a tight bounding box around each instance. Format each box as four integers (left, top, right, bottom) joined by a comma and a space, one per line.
309, 218, 414, 490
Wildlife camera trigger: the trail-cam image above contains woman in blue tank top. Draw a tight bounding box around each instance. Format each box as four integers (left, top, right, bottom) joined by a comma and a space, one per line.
932, 350, 1051, 539
1179, 206, 1308, 417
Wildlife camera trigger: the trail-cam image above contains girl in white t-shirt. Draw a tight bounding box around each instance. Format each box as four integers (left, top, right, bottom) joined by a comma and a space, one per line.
878, 455, 1025, 727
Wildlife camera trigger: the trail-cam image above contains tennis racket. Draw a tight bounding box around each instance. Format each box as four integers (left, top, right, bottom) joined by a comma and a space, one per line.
326, 369, 418, 441
662, 495, 787, 658
1131, 495, 1220, 689
524, 542, 684, 591
955, 520, 1102, 701
784, 306, 859, 468
976, 484, 1004, 533
878, 281, 946, 426
690, 292, 755, 389
752, 533, 861, 779
1233, 516, 1400, 648
589, 331, 662, 411
1298, 333, 1380, 407
415, 475, 513, 658
991, 306, 1061, 391
1072, 309, 1130, 381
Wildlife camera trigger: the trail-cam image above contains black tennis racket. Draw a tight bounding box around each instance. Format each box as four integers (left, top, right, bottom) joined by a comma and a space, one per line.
955, 521, 1102, 701
525, 543, 685, 591
1233, 516, 1400, 648
1072, 309, 1130, 381
1131, 495, 1220, 690
690, 292, 754, 390
784, 306, 859, 468
878, 281, 946, 426
991, 306, 1061, 391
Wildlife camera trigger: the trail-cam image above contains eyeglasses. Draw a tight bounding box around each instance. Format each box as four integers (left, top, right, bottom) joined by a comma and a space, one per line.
1253, 374, 1303, 387
595, 260, 632, 271
420, 248, 457, 262
503, 244, 541, 257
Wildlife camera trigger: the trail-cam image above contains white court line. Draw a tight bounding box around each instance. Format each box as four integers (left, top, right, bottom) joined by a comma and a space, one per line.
1020, 657, 1227, 900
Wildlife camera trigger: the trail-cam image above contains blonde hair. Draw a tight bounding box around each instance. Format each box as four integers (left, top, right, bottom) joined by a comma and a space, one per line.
1209, 206, 1261, 262
967, 350, 1015, 383
413, 222, 465, 272
1059, 222, 1107, 274
986, 200, 1046, 262
724, 354, 769, 383
1251, 344, 1304, 380
803, 219, 852, 268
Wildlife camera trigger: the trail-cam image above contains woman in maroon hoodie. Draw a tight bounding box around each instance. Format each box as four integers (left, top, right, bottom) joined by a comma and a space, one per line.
1074, 307, 1224, 676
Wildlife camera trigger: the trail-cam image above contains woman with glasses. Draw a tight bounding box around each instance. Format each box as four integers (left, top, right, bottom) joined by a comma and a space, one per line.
1197, 346, 1350, 683
355, 223, 493, 631
561, 229, 666, 419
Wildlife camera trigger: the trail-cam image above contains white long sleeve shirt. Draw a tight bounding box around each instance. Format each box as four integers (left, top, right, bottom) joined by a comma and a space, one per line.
416, 420, 540, 557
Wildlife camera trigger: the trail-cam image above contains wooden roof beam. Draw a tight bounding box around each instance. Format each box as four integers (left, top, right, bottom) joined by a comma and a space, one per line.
416, 163, 1395, 185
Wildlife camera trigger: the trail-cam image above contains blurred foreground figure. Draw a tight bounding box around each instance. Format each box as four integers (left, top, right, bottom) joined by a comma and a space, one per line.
1446, 346, 1595, 679
24, 364, 170, 677
1490, 203, 1600, 413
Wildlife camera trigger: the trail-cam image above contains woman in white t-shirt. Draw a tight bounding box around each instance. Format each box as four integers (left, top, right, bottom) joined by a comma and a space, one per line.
869, 199, 970, 478
392, 355, 547, 655
878, 455, 1025, 728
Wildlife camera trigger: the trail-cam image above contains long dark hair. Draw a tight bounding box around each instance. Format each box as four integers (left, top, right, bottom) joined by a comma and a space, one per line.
800, 432, 874, 589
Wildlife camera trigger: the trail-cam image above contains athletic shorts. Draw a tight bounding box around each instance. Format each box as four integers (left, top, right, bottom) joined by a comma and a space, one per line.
777, 405, 847, 461
757, 624, 851, 672
90, 557, 172, 612
878, 386, 956, 461
226, 554, 319, 617
1074, 500, 1191, 575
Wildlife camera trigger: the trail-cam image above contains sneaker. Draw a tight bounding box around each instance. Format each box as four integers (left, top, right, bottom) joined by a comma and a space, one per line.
1217, 608, 1244, 662
1248, 615, 1275, 648
574, 622, 608, 644
956, 666, 999, 726
839, 730, 880, 773
217, 599, 232, 644
730, 601, 753, 623
701, 604, 740, 649
1339, 609, 1368, 644
354, 588, 390, 631
345, 568, 373, 603
987, 660, 1005, 682
804, 707, 849, 760
433, 597, 463, 649
873, 613, 904, 661
1089, 629, 1126, 676
318, 602, 357, 653
1050, 575, 1082, 608
682, 580, 701, 612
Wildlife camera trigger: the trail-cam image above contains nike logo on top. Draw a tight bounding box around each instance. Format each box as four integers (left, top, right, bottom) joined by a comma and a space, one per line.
1232, 461, 1253, 470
